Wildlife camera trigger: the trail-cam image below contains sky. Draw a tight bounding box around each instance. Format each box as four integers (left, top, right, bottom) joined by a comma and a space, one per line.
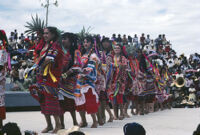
0, 0, 200, 56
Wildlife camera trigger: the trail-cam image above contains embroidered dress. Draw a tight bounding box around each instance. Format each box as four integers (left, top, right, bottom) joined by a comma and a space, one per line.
106, 54, 128, 104
144, 74, 156, 95
35, 41, 64, 115
0, 41, 8, 120
129, 57, 145, 102
29, 84, 64, 115
95, 51, 107, 101
75, 53, 99, 114
156, 78, 166, 103
136, 71, 146, 102
130, 59, 143, 97
58, 50, 82, 112
37, 41, 63, 88
0, 71, 6, 119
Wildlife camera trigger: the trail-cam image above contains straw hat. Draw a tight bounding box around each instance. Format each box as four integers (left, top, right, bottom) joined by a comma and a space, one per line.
57, 126, 88, 135
189, 88, 196, 92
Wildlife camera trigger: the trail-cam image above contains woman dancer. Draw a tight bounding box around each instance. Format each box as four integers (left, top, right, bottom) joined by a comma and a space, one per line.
36, 27, 64, 133
75, 36, 99, 128
106, 41, 128, 120
97, 38, 114, 123
58, 32, 80, 128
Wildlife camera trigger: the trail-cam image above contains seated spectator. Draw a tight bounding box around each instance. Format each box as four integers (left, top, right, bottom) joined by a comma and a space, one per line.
193, 124, 200, 135
18, 64, 26, 83
10, 67, 19, 83
123, 122, 146, 135
1, 122, 22, 135
57, 126, 87, 135
24, 130, 38, 135
69, 131, 85, 135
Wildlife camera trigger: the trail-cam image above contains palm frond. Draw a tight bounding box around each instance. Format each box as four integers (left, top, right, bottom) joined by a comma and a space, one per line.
77, 26, 93, 43
24, 14, 45, 34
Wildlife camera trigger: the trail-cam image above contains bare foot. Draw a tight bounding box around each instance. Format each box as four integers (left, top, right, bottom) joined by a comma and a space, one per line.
99, 122, 104, 126
73, 121, 78, 126
139, 111, 144, 115
119, 115, 124, 120
41, 126, 53, 133
79, 122, 88, 128
91, 122, 98, 128
144, 110, 149, 114
107, 116, 114, 122
133, 111, 138, 115
61, 123, 65, 129
52, 127, 61, 134
124, 113, 130, 118
102, 118, 106, 124
113, 116, 118, 120
131, 109, 134, 115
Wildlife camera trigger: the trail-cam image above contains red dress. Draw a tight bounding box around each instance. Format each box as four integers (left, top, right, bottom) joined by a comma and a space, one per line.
37, 41, 64, 115
106, 54, 128, 104
59, 50, 82, 112
95, 51, 107, 101
0, 70, 6, 120
75, 53, 99, 114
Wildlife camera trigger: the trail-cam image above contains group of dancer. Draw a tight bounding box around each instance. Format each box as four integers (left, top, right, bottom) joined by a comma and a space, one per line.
24, 25, 176, 133
1, 24, 199, 134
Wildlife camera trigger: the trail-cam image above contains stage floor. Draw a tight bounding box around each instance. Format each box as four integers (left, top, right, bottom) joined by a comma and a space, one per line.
4, 108, 200, 135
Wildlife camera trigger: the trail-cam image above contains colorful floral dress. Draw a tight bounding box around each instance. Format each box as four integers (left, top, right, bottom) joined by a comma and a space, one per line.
75, 53, 99, 114
58, 50, 82, 112
106, 53, 128, 104
35, 41, 64, 115
95, 51, 107, 101
0, 70, 6, 120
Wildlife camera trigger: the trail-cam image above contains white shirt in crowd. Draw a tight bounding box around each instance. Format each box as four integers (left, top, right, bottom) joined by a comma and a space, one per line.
18, 68, 25, 80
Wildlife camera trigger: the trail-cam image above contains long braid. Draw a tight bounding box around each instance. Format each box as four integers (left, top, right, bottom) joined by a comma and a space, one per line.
83, 45, 95, 68
62, 32, 78, 71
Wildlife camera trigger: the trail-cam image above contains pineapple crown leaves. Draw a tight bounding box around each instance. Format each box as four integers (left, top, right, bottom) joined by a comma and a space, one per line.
24, 14, 45, 35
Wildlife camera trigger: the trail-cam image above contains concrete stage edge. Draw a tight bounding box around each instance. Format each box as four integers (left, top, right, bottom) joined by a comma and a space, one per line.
5, 91, 40, 111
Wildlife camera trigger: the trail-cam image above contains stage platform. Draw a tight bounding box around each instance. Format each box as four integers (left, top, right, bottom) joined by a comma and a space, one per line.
5, 91, 40, 111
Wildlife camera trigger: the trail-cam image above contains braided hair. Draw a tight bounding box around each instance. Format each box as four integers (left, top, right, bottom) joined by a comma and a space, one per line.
81, 36, 95, 68
81, 36, 94, 55
62, 32, 78, 70
45, 27, 60, 42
